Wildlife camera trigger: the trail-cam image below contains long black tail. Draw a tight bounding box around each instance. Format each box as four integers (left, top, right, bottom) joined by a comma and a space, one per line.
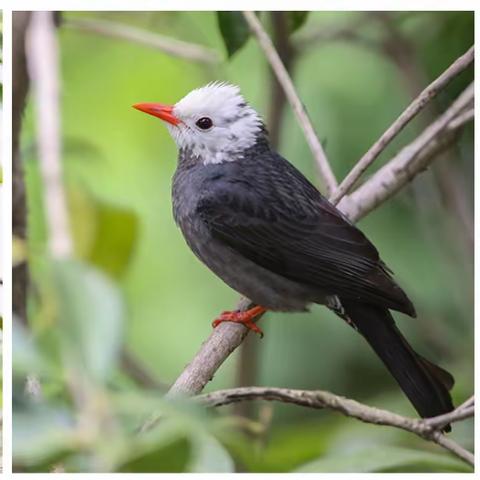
339, 299, 455, 430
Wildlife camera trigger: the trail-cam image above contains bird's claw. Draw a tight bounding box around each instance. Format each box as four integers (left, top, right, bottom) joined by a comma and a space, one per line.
212, 307, 266, 337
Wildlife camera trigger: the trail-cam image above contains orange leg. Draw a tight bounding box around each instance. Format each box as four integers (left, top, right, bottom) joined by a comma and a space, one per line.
212, 305, 267, 337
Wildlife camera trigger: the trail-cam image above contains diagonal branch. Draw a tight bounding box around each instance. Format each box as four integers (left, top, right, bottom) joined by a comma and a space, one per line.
339, 82, 474, 222
330, 45, 474, 205
242, 11, 338, 195
196, 387, 474, 467
167, 297, 258, 396
64, 17, 221, 65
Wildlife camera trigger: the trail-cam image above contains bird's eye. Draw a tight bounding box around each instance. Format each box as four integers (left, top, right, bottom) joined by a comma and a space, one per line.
196, 117, 213, 130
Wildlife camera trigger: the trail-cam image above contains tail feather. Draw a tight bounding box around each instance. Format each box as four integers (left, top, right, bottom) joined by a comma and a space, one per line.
339, 299, 454, 430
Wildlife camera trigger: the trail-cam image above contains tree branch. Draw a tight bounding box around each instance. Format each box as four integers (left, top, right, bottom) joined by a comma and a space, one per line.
330, 45, 474, 205
167, 297, 261, 396
242, 11, 338, 195
64, 18, 220, 65
339, 82, 474, 222
13, 12, 32, 322
26, 11, 72, 258
196, 386, 474, 467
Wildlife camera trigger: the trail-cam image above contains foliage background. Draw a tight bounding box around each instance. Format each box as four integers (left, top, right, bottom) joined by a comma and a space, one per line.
14, 11, 473, 473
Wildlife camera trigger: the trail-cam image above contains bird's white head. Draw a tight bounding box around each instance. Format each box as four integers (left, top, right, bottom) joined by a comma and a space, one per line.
134, 82, 265, 164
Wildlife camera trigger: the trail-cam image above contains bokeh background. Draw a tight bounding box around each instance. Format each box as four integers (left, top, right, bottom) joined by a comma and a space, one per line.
14, 11, 473, 472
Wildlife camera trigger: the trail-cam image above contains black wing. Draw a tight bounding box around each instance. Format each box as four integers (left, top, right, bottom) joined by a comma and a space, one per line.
197, 152, 414, 315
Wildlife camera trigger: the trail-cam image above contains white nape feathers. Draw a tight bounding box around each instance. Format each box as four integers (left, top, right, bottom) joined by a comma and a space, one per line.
168, 82, 265, 164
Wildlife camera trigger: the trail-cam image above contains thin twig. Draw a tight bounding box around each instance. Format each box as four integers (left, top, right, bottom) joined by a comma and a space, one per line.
448, 107, 474, 129
196, 386, 474, 467
26, 12, 72, 258
457, 395, 474, 411
64, 18, 221, 65
243, 11, 338, 195
424, 405, 474, 430
121, 349, 168, 390
339, 83, 474, 222
330, 45, 474, 205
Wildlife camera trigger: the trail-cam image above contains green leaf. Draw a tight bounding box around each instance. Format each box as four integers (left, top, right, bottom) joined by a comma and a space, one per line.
188, 433, 234, 473
53, 259, 125, 383
69, 187, 138, 279
117, 415, 192, 473
295, 445, 472, 473
12, 319, 51, 378
221, 417, 334, 472
287, 12, 309, 33
13, 404, 76, 468
119, 436, 191, 473
217, 12, 250, 58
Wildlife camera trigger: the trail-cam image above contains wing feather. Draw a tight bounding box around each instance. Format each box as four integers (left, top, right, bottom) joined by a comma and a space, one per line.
196, 151, 414, 314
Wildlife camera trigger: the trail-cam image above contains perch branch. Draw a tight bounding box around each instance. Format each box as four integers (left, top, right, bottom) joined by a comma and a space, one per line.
243, 11, 337, 195
330, 45, 474, 205
26, 12, 72, 258
196, 387, 474, 467
167, 297, 261, 396
64, 18, 220, 65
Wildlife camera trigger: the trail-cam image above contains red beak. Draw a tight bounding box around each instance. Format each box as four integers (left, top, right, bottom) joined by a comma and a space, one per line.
133, 102, 181, 126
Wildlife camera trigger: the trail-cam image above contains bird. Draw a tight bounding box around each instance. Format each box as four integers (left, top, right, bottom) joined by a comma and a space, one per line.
133, 82, 455, 427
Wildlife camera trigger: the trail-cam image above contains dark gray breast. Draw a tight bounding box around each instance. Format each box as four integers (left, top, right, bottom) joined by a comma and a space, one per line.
171, 146, 324, 311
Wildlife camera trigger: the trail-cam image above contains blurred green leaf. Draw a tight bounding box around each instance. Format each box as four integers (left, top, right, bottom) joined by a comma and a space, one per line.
188, 433, 234, 473
222, 417, 334, 472
13, 404, 76, 468
287, 12, 309, 33
295, 445, 472, 473
69, 187, 138, 279
117, 411, 193, 473
217, 12, 250, 58
53, 259, 125, 383
119, 436, 191, 473
114, 395, 222, 472
13, 319, 51, 378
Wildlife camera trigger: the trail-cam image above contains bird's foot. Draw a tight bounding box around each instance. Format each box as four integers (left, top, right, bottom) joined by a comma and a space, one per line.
212, 306, 266, 337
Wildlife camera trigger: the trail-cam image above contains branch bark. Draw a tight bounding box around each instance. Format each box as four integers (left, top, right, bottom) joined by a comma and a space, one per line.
64, 18, 220, 65
242, 11, 338, 195
26, 11, 72, 258
330, 45, 474, 204
339, 82, 474, 222
196, 387, 474, 467
167, 297, 260, 396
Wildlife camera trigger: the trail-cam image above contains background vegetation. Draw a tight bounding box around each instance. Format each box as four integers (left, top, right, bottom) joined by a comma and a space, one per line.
13, 11, 473, 472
